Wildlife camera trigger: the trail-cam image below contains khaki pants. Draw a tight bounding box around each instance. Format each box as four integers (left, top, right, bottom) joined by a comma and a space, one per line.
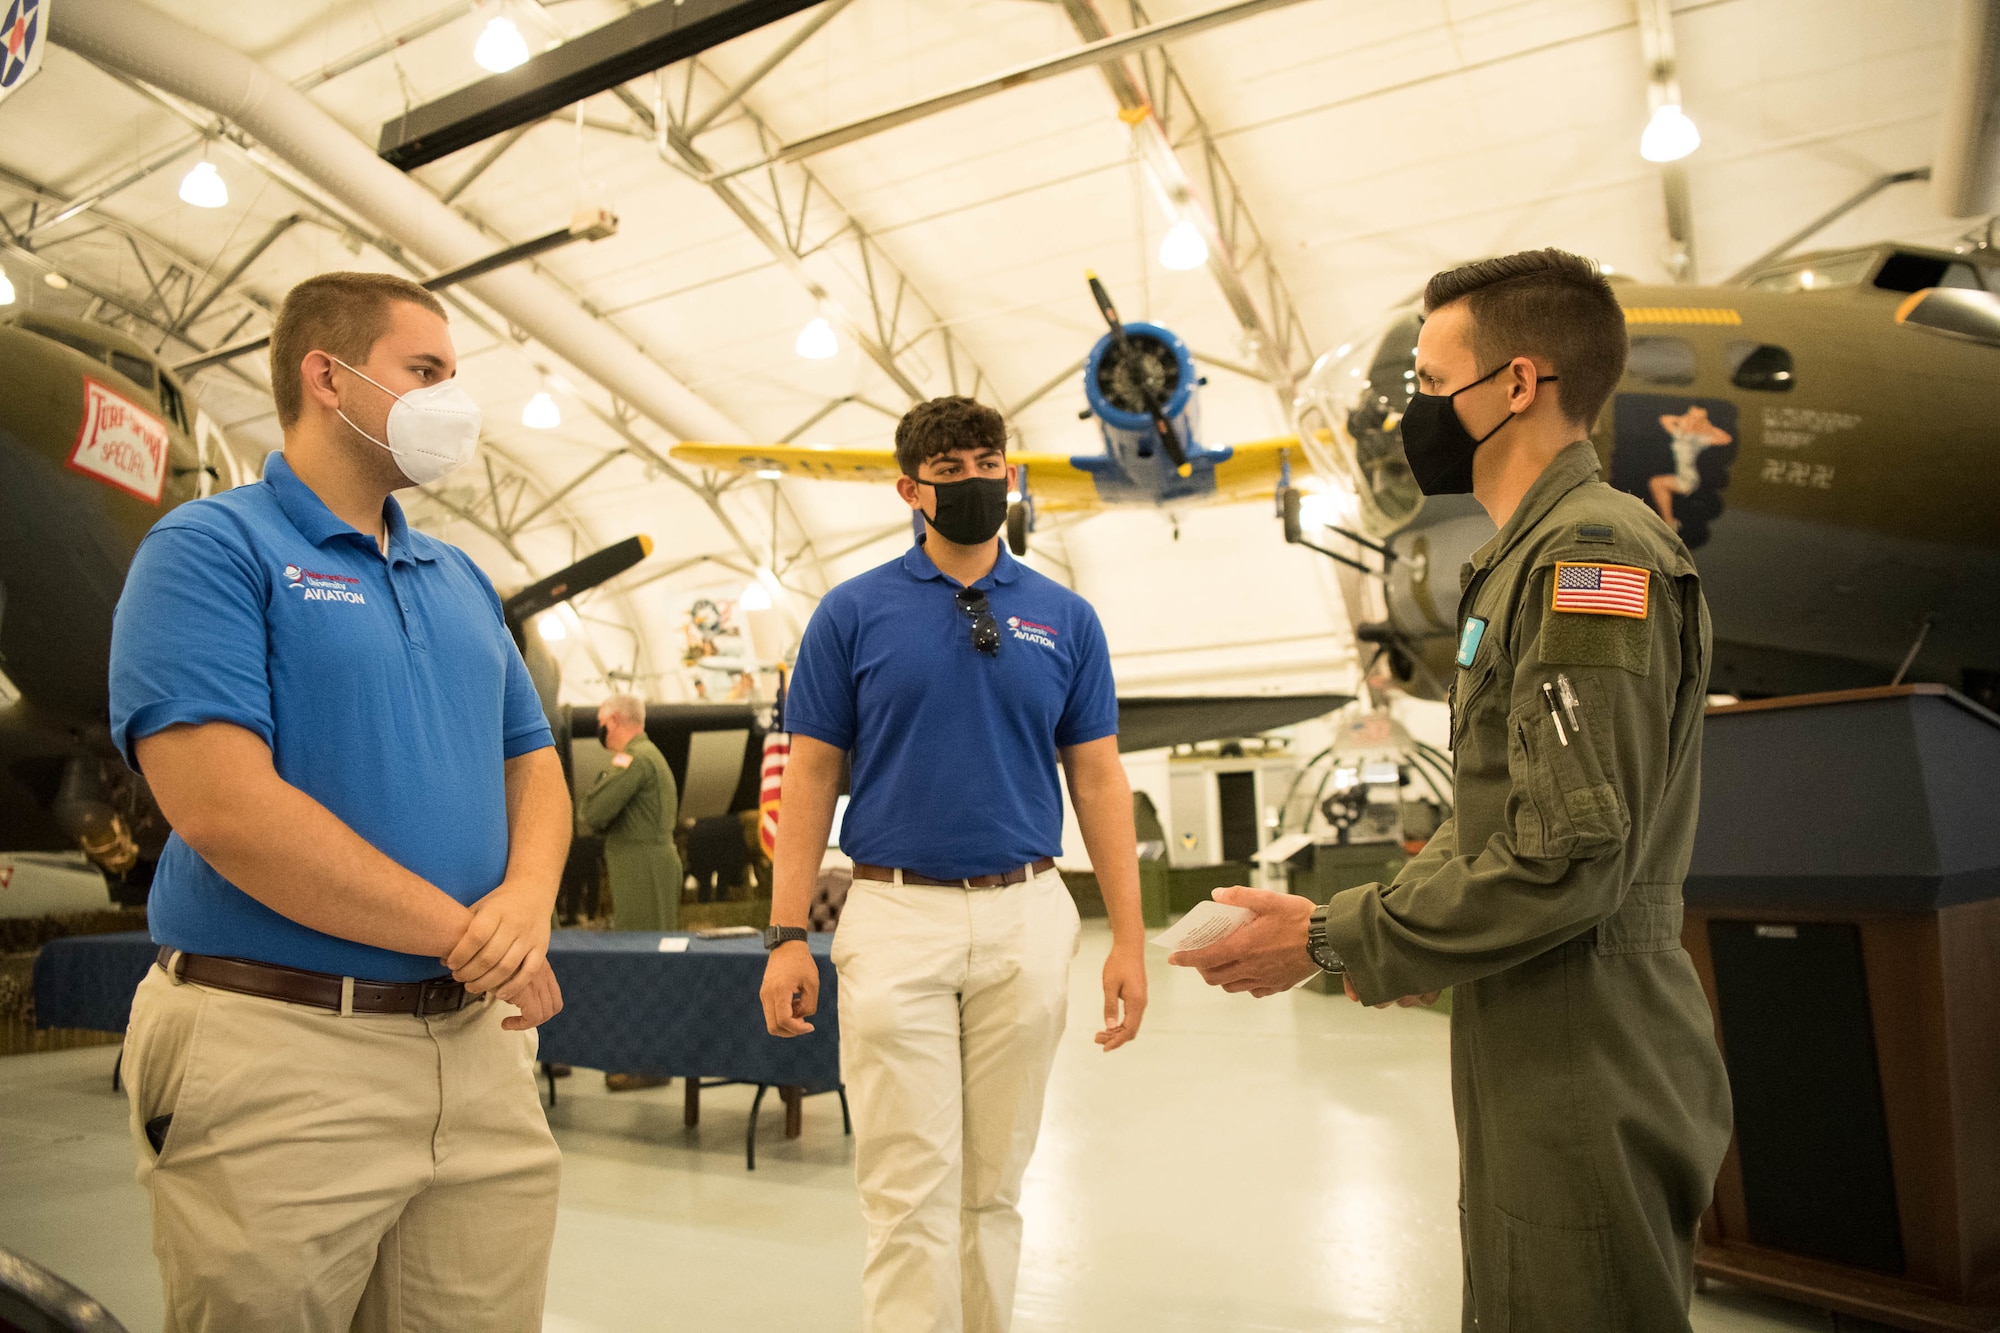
123, 964, 562, 1332
832, 867, 1080, 1333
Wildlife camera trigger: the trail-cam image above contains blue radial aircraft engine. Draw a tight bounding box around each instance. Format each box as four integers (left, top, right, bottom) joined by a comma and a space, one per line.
1071, 273, 1236, 507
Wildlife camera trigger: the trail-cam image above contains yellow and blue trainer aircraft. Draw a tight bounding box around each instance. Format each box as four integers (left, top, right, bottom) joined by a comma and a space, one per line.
670, 275, 1299, 555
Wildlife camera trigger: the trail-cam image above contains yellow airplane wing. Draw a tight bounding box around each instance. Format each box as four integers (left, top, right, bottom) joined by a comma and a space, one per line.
669, 436, 1300, 513
1207, 435, 1301, 504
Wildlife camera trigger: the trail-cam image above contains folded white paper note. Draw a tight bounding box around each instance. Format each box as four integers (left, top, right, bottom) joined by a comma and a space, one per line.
657, 936, 691, 952
1148, 900, 1254, 952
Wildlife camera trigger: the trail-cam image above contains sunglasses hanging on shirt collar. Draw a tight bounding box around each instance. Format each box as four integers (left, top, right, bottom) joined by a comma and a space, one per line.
955, 587, 1001, 656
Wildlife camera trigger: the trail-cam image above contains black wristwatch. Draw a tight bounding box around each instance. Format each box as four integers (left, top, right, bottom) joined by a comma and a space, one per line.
763, 926, 808, 951
1306, 904, 1345, 974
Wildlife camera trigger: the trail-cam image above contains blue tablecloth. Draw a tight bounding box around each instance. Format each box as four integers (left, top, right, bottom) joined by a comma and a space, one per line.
536, 932, 841, 1090
31, 931, 154, 1032
33, 930, 842, 1092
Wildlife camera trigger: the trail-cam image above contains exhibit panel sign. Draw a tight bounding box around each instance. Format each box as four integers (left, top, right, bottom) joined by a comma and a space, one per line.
0, 0, 45, 105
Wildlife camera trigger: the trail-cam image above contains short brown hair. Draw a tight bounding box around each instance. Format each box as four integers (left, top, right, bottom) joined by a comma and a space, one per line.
269, 272, 447, 427
894, 396, 1006, 478
1422, 249, 1626, 430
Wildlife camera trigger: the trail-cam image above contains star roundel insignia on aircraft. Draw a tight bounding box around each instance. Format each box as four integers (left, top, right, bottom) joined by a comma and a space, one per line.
0, 0, 45, 96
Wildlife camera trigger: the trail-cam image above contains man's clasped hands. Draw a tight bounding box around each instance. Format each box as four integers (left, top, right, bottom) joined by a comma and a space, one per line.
1166, 885, 1441, 1009
442, 879, 565, 1032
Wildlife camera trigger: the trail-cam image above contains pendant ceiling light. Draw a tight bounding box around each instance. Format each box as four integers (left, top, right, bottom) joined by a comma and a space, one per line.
474, 16, 530, 73
795, 315, 838, 360
1158, 218, 1209, 271
521, 390, 560, 429
1639, 104, 1701, 163
178, 160, 228, 209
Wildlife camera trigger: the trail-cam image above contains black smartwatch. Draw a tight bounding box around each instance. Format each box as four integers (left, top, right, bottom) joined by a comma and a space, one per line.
763, 926, 809, 951
1306, 904, 1345, 974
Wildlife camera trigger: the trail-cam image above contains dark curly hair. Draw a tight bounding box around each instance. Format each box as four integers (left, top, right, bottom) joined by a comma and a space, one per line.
1422, 248, 1626, 431
894, 396, 1006, 478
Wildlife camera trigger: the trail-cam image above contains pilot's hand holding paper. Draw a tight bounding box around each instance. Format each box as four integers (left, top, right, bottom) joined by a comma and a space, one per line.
1167, 885, 1320, 998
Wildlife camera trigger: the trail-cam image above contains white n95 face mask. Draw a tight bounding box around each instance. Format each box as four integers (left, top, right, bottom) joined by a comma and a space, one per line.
329, 356, 483, 486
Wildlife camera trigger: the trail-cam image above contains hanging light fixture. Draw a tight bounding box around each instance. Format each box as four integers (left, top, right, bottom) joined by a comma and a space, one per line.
739, 579, 774, 611
537, 615, 567, 642
474, 16, 530, 73
178, 160, 229, 209
1158, 218, 1209, 271
1639, 104, 1701, 163
42, 271, 69, 290
795, 315, 838, 360
0, 269, 14, 306
521, 390, 560, 429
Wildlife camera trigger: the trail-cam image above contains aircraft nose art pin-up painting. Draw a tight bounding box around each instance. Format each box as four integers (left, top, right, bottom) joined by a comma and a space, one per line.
1286, 241, 2000, 707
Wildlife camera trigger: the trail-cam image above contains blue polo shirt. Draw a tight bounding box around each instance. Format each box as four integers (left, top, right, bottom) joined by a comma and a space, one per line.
108, 451, 553, 981
785, 540, 1118, 879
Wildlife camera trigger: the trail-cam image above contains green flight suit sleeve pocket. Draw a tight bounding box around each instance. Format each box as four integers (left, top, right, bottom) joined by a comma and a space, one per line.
1508, 674, 1628, 861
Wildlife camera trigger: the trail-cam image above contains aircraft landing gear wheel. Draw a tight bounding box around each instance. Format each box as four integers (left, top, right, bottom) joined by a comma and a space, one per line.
1006, 502, 1030, 556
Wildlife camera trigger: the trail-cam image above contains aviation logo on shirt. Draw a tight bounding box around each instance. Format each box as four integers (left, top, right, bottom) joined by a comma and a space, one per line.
1005, 616, 1058, 651
282, 562, 367, 605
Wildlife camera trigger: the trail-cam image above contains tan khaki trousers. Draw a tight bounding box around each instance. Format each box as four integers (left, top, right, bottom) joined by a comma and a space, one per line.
832, 868, 1080, 1333
123, 964, 562, 1332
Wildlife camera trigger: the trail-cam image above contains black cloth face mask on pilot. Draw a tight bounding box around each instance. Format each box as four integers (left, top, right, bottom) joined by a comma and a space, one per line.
1398, 361, 1556, 496
920, 475, 1011, 546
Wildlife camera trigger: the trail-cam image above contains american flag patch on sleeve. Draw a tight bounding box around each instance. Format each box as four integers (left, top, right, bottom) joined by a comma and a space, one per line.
1551, 562, 1650, 618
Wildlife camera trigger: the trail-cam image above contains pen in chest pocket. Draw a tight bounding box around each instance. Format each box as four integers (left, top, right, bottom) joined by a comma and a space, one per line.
1556, 673, 1582, 733
1541, 682, 1570, 747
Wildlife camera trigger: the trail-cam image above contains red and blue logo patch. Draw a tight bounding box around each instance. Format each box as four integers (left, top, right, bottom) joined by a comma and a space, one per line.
1005, 615, 1058, 650
281, 562, 367, 605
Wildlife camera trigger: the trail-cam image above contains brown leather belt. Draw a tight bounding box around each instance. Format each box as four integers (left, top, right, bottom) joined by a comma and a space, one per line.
852, 857, 1056, 889
156, 947, 470, 1017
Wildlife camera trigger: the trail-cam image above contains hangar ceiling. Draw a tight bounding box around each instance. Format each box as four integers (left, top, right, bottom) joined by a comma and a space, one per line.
0, 0, 1976, 705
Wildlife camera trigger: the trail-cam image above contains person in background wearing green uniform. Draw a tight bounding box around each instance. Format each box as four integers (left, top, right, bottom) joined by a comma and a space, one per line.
582, 695, 683, 933
1172, 249, 1733, 1333
582, 695, 684, 1093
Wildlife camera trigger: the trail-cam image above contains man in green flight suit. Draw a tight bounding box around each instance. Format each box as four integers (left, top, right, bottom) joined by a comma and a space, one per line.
1173, 249, 1733, 1332
581, 695, 683, 933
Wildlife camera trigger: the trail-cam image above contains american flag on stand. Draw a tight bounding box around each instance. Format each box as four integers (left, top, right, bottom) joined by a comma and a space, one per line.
1551, 562, 1650, 618
758, 678, 790, 857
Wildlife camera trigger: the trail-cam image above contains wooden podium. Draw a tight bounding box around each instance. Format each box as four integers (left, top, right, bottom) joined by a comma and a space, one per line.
1682, 686, 2000, 1332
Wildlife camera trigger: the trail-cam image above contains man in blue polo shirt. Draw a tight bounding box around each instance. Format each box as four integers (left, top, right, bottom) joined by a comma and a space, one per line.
759, 395, 1149, 1333
108, 272, 570, 1331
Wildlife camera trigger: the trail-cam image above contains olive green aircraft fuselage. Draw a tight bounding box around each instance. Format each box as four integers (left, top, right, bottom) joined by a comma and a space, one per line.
0, 310, 225, 897
1301, 240, 2000, 705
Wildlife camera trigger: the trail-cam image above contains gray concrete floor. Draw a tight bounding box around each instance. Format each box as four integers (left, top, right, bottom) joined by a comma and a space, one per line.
0, 921, 1846, 1331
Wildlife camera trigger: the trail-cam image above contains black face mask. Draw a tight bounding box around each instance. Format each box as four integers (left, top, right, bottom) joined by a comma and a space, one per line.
1398, 363, 1556, 495
922, 476, 1010, 546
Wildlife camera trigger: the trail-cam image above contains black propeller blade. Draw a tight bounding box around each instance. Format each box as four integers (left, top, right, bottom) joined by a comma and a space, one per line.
502, 535, 653, 638
1086, 270, 1189, 471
